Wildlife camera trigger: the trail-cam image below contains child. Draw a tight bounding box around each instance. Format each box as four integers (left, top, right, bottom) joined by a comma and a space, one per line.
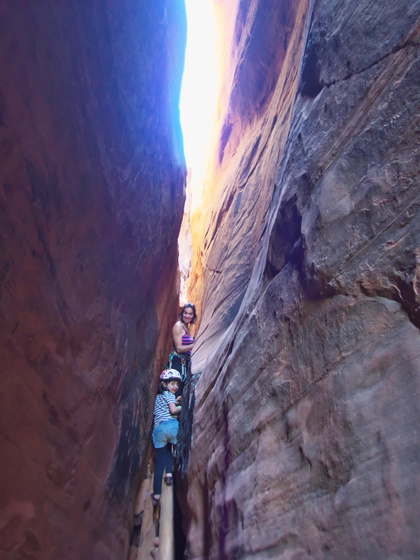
151, 369, 182, 506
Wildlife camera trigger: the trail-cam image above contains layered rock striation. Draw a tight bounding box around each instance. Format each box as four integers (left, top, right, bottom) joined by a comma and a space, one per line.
0, 2, 186, 559
185, 0, 420, 558
188, 0, 312, 370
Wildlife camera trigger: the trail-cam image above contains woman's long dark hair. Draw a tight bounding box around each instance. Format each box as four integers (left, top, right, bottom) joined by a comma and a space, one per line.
179, 302, 197, 325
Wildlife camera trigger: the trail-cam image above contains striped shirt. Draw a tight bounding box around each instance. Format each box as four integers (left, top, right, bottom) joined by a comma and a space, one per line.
153, 391, 177, 428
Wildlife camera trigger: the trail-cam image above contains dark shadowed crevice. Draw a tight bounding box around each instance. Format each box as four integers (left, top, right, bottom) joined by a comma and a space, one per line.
175, 370, 202, 478
389, 276, 420, 330
172, 371, 203, 558
174, 492, 187, 560
108, 390, 142, 501
299, 44, 323, 97
263, 195, 304, 286
359, 276, 420, 331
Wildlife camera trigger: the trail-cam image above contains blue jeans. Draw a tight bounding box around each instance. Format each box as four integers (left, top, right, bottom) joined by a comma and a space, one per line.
152, 420, 179, 495
152, 418, 179, 448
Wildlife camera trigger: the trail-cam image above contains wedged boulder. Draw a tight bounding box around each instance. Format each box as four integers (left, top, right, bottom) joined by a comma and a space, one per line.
0, 2, 186, 559
185, 0, 420, 558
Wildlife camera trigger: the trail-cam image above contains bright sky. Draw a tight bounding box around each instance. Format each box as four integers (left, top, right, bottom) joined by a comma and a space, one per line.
180, 0, 221, 182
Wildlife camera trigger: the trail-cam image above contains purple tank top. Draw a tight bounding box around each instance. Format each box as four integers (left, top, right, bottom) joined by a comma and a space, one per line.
181, 332, 194, 356
174, 326, 194, 357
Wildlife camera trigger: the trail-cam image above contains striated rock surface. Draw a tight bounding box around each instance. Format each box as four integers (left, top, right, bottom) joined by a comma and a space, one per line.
188, 0, 312, 370
0, 2, 186, 559
185, 0, 420, 558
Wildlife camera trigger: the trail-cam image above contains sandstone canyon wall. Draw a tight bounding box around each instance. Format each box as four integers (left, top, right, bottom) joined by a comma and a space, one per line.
0, 2, 186, 559
185, 0, 420, 558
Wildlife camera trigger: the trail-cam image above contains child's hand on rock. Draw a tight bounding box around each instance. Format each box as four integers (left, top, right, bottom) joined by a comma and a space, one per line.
176, 396, 182, 404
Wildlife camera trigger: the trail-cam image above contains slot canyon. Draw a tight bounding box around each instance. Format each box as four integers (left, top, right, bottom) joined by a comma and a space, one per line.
0, 1, 419, 560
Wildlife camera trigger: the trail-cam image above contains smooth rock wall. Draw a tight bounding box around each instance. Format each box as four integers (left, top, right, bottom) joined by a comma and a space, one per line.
0, 2, 186, 559
185, 0, 420, 558
188, 0, 309, 371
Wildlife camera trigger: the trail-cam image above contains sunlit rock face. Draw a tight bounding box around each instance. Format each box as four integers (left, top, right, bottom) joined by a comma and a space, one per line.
188, 0, 310, 370
185, 0, 420, 558
0, 2, 186, 559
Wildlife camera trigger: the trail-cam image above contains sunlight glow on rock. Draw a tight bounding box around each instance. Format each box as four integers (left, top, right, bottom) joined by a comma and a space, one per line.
180, 0, 222, 186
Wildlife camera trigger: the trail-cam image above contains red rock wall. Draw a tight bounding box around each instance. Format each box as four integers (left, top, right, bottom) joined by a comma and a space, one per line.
0, 2, 186, 559
185, 0, 420, 558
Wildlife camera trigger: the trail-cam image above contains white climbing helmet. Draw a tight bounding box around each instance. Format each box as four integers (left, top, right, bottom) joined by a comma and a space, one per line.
160, 369, 182, 382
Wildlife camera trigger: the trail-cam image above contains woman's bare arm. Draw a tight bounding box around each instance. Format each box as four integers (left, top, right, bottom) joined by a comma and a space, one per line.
172, 322, 194, 353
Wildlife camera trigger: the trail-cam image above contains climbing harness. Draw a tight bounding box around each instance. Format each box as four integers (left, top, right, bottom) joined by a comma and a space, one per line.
166, 351, 190, 382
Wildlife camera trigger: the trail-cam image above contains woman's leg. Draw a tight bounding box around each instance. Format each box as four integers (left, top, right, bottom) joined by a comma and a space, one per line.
170, 354, 182, 375
176, 357, 190, 397
170, 355, 184, 397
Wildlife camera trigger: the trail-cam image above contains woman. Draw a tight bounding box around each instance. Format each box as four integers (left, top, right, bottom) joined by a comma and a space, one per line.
167, 302, 197, 396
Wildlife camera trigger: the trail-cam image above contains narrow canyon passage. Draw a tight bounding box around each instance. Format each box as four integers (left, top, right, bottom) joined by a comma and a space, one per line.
1, 1, 420, 560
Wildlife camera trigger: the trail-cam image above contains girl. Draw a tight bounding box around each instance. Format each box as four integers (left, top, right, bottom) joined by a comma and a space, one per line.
151, 369, 182, 506
168, 302, 197, 396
